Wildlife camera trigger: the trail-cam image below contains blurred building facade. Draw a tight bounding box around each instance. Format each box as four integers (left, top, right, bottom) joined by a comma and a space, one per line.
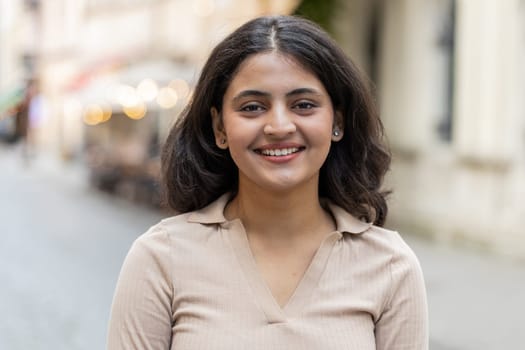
1, 0, 524, 257
0, 0, 39, 143
0, 0, 299, 203
331, 0, 525, 258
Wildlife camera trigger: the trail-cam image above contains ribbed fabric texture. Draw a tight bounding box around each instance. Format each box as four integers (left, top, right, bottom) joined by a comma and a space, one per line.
107, 194, 428, 349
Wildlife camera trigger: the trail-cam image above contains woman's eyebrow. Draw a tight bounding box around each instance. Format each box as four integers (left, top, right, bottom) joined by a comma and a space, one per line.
285, 87, 322, 97
232, 90, 270, 103
232, 87, 322, 103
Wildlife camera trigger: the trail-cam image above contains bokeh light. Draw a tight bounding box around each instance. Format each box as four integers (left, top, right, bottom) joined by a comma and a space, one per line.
82, 103, 112, 125
83, 104, 104, 125
116, 84, 139, 108
156, 86, 178, 109
123, 101, 147, 120
169, 78, 190, 100
137, 78, 159, 102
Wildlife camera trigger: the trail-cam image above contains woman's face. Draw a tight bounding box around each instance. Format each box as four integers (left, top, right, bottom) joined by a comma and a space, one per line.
212, 52, 343, 195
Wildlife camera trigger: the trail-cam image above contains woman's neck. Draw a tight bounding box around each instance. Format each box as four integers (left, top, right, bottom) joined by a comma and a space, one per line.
225, 185, 335, 243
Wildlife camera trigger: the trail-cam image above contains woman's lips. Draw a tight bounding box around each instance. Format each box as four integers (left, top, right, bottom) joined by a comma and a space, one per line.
253, 145, 305, 162
256, 147, 300, 157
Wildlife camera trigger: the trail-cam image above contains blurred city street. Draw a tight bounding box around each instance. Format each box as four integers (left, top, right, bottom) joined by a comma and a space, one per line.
1, 145, 524, 350
1, 1, 525, 349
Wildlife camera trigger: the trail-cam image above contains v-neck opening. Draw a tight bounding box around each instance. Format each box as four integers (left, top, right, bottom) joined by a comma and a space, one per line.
224, 219, 342, 324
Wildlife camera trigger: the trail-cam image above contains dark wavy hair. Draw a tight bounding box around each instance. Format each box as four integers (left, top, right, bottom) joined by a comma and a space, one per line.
161, 15, 391, 225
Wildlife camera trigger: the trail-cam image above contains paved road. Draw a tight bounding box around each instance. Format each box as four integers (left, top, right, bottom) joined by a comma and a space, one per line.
1, 146, 524, 349
0, 148, 164, 350
408, 233, 525, 349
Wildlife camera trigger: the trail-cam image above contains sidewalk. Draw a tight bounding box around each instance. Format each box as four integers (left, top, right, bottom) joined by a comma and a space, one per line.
1, 145, 524, 349
405, 234, 525, 349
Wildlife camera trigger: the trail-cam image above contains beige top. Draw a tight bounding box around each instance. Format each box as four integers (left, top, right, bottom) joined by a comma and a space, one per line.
107, 194, 428, 349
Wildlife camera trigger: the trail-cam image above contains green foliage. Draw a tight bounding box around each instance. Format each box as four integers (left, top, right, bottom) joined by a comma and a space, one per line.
294, 0, 337, 33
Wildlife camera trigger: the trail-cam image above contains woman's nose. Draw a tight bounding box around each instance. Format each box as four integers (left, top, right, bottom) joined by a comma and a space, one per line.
263, 106, 296, 136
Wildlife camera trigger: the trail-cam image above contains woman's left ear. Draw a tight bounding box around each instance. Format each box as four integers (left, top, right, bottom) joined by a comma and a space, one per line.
331, 111, 344, 142
211, 107, 228, 149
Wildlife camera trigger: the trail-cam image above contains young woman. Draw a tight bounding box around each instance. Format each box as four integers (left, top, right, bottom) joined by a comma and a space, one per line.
107, 15, 428, 350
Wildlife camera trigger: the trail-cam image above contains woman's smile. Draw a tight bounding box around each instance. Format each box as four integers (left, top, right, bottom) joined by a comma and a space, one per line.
253, 143, 305, 163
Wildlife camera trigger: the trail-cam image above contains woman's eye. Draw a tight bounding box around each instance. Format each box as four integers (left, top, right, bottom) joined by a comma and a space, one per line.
294, 101, 316, 110
240, 104, 264, 112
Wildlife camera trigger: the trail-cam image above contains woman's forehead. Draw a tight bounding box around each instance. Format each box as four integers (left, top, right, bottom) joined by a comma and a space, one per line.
236, 51, 307, 74
226, 52, 324, 94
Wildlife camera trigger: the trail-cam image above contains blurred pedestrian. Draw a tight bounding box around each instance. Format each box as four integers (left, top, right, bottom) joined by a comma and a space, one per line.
107, 15, 428, 349
8, 78, 44, 163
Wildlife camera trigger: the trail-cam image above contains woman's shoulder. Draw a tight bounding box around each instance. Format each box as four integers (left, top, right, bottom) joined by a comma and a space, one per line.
125, 211, 220, 274
328, 201, 420, 265
349, 225, 425, 302
136, 211, 218, 247
134, 195, 230, 250
362, 224, 413, 250
361, 225, 420, 264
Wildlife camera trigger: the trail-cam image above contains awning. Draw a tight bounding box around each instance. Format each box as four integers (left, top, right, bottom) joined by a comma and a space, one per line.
65, 58, 196, 107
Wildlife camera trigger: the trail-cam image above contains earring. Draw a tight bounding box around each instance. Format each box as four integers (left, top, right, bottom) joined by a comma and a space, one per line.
220, 139, 226, 145
333, 130, 340, 137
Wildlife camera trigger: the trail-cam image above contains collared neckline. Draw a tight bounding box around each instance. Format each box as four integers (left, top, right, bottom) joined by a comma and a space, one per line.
187, 193, 372, 235
226, 219, 343, 323
187, 193, 232, 224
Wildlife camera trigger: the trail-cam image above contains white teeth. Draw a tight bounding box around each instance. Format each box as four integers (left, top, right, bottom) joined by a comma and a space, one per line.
260, 147, 299, 156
